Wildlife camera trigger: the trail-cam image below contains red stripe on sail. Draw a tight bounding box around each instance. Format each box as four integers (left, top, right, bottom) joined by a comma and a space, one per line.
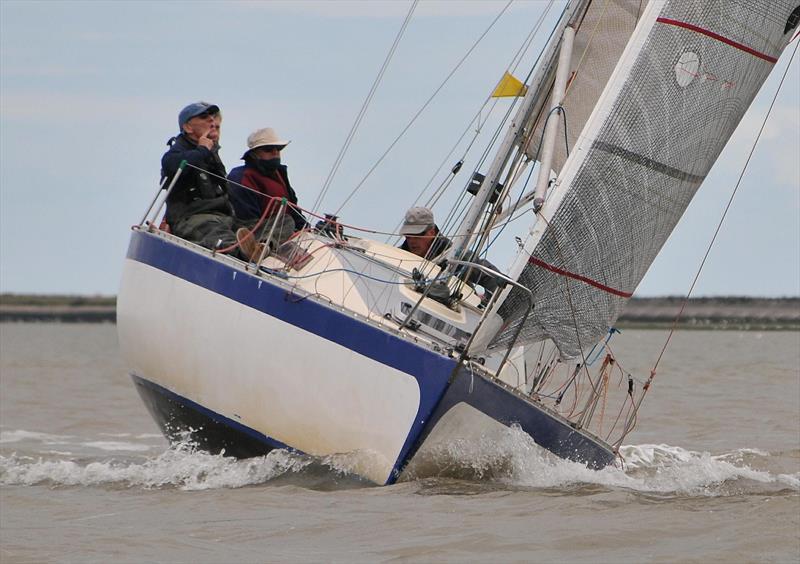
656, 17, 779, 63
529, 257, 633, 298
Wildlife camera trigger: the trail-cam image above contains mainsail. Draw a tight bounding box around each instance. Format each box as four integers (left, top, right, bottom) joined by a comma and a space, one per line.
525, 0, 646, 175
487, 0, 798, 358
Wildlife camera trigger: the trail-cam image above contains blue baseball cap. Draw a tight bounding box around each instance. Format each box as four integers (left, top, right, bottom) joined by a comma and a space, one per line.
178, 102, 220, 130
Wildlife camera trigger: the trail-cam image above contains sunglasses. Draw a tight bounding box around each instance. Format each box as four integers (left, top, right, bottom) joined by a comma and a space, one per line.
258, 146, 283, 153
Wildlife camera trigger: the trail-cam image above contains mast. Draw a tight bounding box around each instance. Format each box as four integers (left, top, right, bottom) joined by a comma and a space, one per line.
532, 25, 575, 212
480, 0, 797, 358
445, 0, 590, 267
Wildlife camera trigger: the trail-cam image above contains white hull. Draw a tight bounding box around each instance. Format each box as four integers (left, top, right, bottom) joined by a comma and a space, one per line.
119, 263, 432, 485
118, 229, 615, 484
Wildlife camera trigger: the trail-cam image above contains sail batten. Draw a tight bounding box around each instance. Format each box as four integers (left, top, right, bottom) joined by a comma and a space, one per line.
486, 0, 797, 358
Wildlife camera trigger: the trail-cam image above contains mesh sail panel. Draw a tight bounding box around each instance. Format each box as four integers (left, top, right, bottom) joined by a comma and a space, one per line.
490, 0, 797, 358
526, 0, 645, 173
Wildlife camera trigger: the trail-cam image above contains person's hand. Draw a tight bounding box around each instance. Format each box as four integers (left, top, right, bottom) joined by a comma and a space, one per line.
197, 128, 214, 150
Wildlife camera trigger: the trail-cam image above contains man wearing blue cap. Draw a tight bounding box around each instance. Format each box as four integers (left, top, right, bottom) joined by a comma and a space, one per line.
160, 101, 245, 255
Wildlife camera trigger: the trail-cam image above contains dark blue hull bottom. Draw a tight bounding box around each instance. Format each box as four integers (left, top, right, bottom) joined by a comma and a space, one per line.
133, 375, 284, 459
406, 365, 617, 470
134, 364, 615, 485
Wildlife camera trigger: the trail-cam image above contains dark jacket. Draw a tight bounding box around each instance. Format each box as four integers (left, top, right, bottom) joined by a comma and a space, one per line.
228, 159, 306, 229
161, 134, 232, 227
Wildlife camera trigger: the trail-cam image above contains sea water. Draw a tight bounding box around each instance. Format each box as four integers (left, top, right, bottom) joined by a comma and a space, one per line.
1, 323, 798, 563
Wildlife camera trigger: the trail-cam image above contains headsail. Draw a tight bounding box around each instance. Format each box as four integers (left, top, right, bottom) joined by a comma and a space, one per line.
487, 0, 798, 358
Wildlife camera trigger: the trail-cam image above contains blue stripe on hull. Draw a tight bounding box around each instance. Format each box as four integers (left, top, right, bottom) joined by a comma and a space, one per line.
125, 230, 458, 484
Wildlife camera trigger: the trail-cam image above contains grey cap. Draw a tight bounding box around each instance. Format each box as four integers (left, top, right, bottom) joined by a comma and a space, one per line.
399, 207, 434, 235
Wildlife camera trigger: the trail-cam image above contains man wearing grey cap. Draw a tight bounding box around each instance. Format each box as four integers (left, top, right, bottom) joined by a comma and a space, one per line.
399, 206, 452, 260
160, 101, 243, 254
399, 206, 501, 302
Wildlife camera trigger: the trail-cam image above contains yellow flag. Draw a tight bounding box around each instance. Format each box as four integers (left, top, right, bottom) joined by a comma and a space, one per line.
491, 71, 527, 98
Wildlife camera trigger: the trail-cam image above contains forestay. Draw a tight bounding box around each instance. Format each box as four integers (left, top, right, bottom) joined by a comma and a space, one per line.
488, 0, 798, 358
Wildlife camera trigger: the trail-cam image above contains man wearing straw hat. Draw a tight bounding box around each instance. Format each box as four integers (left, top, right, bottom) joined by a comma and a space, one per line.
228, 127, 306, 249
161, 101, 247, 255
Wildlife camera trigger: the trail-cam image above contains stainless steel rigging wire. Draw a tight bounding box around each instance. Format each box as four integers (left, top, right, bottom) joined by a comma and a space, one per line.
333, 0, 515, 217
311, 0, 419, 215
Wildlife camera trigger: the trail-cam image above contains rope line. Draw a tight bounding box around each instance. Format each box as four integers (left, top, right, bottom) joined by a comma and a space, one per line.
333, 0, 515, 216
312, 0, 418, 214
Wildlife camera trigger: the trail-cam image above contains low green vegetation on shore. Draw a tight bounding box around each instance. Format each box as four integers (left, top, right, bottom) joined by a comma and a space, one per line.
1, 294, 797, 329
0, 294, 116, 307
3, 294, 797, 307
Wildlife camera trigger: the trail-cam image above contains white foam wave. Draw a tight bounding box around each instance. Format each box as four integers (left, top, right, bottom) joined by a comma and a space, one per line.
0, 443, 311, 490
2, 425, 795, 494
615, 443, 782, 494
81, 441, 151, 452
776, 473, 800, 488
405, 425, 799, 495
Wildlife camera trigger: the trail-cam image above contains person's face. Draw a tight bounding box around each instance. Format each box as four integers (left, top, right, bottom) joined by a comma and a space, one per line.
405, 226, 435, 257
183, 111, 217, 142
253, 146, 282, 160
207, 113, 222, 142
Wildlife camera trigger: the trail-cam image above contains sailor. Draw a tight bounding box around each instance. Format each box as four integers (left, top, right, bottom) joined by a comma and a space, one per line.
228, 127, 307, 249
161, 102, 251, 257
399, 206, 501, 301
399, 206, 452, 261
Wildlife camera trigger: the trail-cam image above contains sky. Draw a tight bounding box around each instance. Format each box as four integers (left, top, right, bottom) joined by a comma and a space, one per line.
1, 0, 798, 297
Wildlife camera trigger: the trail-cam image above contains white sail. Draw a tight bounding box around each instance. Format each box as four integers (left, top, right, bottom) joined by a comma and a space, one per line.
488, 0, 798, 358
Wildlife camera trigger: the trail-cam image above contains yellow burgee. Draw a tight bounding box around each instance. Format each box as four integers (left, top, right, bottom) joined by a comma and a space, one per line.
491, 71, 528, 97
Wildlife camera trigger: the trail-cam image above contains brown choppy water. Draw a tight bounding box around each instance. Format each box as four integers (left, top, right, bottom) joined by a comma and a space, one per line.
1, 323, 798, 563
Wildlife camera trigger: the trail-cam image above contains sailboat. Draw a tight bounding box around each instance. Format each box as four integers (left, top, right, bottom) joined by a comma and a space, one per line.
117, 0, 799, 485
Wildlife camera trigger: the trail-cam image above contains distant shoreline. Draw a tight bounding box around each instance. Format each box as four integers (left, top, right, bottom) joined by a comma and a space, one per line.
1, 294, 797, 329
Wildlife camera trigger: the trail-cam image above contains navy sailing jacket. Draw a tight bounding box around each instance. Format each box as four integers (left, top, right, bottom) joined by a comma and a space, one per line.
161, 134, 232, 227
